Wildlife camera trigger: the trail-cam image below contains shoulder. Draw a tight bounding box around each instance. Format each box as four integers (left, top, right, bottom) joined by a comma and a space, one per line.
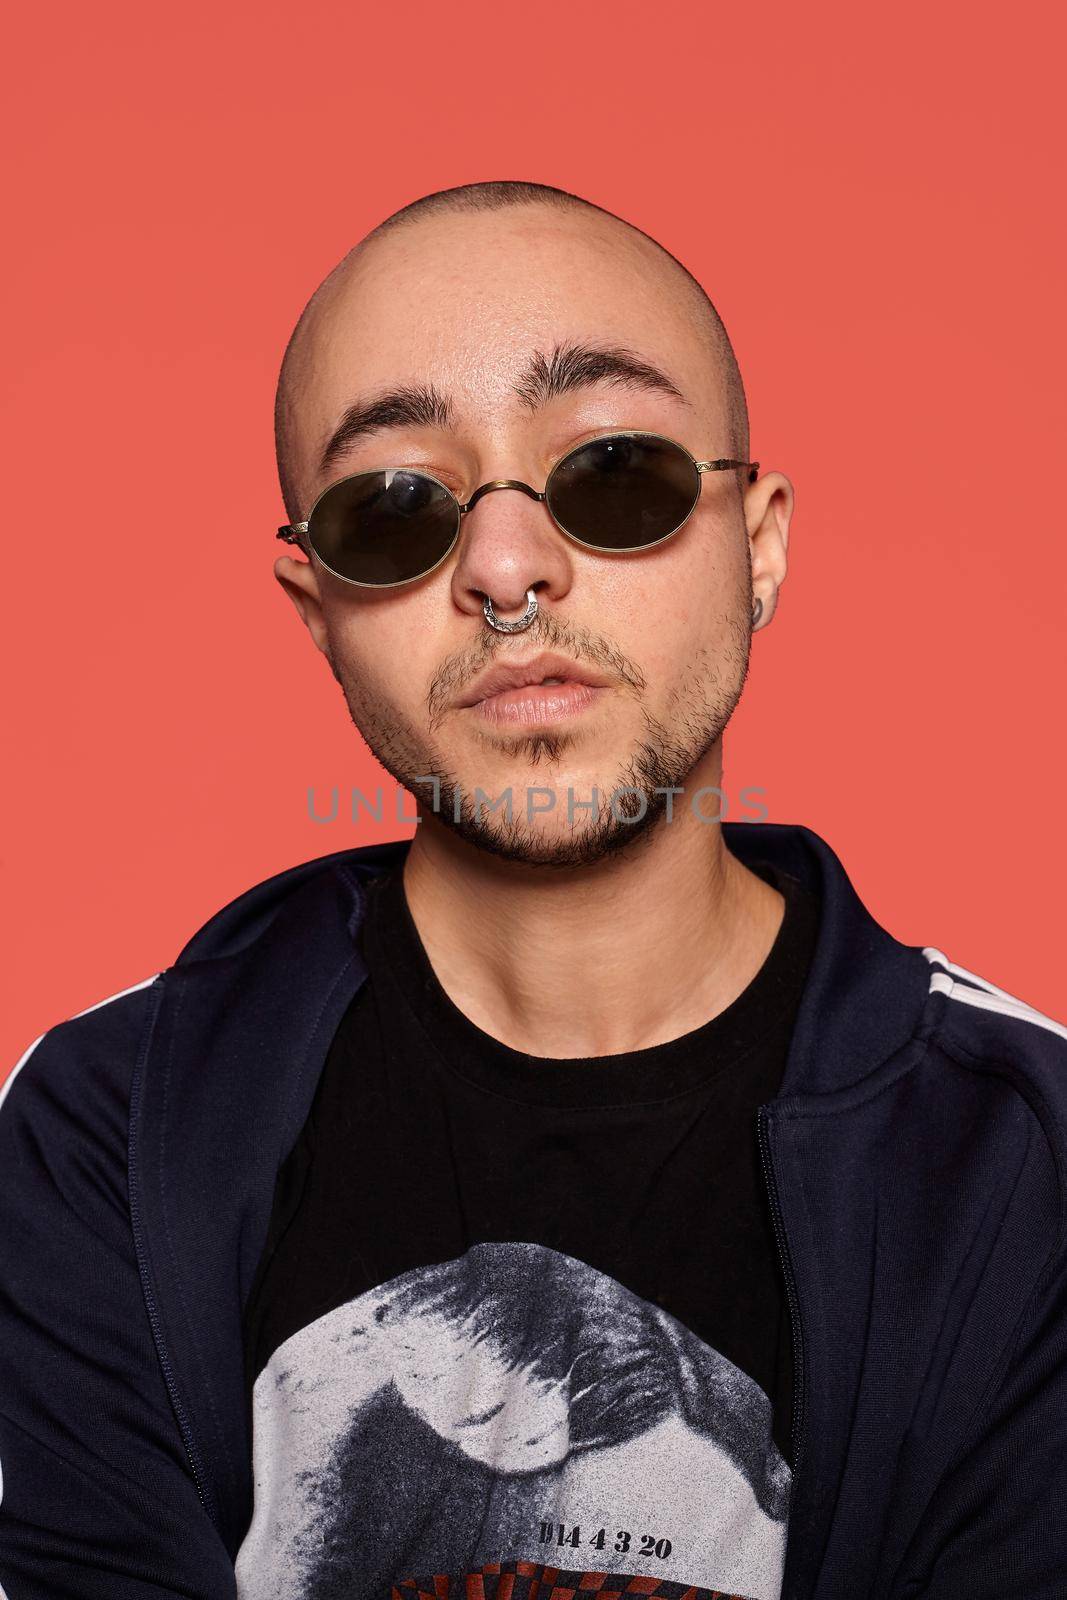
922, 945, 1067, 1068
2, 840, 405, 1122
0, 974, 164, 1230
921, 945, 1067, 1203
2, 972, 163, 1117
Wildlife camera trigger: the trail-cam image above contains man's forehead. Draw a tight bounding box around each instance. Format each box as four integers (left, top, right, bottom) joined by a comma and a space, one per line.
276, 203, 735, 503
306, 325, 701, 417
303, 205, 701, 377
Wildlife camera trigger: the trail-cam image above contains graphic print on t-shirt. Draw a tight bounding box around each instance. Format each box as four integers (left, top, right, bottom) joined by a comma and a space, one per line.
235, 1242, 791, 1600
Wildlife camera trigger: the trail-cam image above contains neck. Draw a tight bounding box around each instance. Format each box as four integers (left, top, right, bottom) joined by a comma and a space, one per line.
399, 751, 784, 1059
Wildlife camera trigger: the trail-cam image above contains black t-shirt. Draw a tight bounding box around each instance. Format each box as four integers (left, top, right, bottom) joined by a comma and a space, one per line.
236, 860, 819, 1600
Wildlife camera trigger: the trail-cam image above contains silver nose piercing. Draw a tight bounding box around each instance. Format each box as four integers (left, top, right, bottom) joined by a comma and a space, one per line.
483, 590, 538, 633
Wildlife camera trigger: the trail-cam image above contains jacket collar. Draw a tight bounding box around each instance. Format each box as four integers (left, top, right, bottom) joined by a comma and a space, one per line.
719, 822, 933, 1099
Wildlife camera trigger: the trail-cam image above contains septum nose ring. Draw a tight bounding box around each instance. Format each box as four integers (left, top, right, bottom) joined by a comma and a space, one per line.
483, 589, 538, 633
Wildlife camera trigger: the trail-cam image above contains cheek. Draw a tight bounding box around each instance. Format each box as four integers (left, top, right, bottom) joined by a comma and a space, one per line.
321, 600, 439, 714
598, 516, 748, 675
673, 509, 749, 611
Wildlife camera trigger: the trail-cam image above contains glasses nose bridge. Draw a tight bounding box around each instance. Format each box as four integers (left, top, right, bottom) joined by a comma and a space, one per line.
460, 478, 547, 516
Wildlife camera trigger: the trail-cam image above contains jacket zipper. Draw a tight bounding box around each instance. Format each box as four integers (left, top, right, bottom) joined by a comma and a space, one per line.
758, 1103, 807, 1479
129, 1192, 214, 1517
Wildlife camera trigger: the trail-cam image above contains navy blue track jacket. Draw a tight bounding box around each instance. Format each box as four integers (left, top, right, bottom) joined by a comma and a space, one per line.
2, 821, 1066, 1599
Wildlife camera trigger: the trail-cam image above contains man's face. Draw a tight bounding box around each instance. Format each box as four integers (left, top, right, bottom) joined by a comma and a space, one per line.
278, 206, 764, 867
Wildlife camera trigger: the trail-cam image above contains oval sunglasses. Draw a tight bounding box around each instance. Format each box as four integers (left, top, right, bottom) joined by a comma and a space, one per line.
277, 429, 759, 589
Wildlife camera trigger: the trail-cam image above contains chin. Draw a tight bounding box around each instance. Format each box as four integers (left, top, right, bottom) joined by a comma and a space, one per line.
440, 784, 670, 870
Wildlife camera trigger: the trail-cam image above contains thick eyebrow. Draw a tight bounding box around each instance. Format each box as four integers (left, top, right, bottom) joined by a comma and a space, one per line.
317, 342, 688, 476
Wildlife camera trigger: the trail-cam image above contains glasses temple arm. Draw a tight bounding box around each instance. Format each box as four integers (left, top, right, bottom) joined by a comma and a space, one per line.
697, 459, 760, 483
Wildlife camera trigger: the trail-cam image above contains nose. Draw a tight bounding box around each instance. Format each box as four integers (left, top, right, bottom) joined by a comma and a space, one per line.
450, 478, 573, 625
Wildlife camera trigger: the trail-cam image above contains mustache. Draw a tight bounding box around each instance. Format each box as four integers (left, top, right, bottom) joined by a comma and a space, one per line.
426, 611, 646, 732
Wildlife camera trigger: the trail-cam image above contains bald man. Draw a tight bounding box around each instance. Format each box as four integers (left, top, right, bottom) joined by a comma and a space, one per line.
2, 183, 1066, 1600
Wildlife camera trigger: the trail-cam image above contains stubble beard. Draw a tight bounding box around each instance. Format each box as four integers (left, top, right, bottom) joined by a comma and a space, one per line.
330, 610, 751, 869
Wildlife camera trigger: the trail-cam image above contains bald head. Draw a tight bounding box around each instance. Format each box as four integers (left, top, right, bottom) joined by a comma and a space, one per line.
273, 181, 750, 525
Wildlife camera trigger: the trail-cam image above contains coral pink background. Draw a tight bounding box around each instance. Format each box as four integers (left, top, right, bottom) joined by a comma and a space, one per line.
3, 1, 1065, 1072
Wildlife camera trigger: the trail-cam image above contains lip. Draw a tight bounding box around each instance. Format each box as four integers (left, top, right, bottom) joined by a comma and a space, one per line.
472, 680, 608, 726
456, 651, 615, 711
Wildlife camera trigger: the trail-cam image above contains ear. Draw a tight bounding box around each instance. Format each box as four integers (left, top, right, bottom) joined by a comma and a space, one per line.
744, 471, 794, 630
274, 555, 333, 658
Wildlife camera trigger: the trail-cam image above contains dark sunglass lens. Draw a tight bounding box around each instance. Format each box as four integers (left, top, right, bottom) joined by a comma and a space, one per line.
308, 470, 459, 586
546, 434, 700, 551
